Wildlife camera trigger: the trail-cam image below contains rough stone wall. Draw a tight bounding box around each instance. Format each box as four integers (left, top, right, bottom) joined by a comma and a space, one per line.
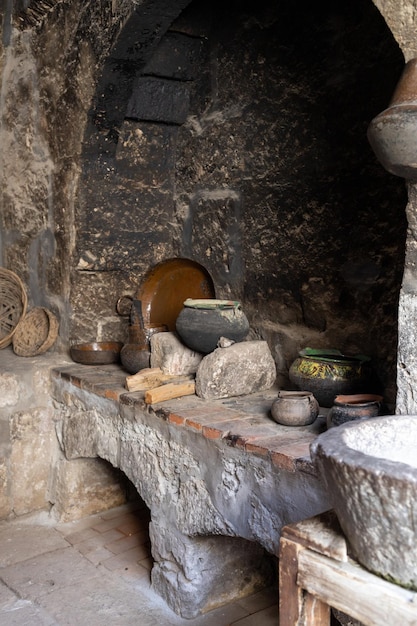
0, 0, 137, 347
371, 0, 417, 414
70, 0, 200, 343
173, 0, 407, 402
373, 0, 417, 61
396, 184, 417, 413
0, 1, 410, 400
0, 358, 57, 518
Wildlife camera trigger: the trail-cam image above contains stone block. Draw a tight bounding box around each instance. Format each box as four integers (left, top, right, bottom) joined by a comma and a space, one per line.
196, 340, 276, 400
61, 408, 120, 467
150, 331, 203, 374
0, 372, 20, 407
33, 367, 56, 403
150, 519, 274, 618
182, 190, 244, 294
142, 32, 205, 80
9, 408, 56, 516
251, 319, 325, 387
0, 419, 10, 458
0, 462, 10, 519
52, 457, 127, 522
126, 77, 190, 124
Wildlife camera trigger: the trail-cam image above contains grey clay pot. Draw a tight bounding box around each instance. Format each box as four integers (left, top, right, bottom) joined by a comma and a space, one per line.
271, 390, 319, 426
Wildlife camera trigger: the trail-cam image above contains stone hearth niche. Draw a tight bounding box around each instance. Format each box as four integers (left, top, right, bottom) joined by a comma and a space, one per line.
70, 0, 406, 407
0, 0, 413, 618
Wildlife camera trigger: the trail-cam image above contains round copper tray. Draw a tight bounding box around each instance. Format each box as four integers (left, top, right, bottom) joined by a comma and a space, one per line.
136, 258, 215, 331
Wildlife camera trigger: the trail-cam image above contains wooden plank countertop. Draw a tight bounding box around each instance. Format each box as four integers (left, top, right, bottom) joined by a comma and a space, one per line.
51, 363, 328, 475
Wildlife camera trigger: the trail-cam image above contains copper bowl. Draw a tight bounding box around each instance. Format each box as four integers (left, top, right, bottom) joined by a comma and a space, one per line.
70, 341, 123, 365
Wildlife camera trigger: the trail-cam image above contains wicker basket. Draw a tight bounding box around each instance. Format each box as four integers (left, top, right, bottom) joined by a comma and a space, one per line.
12, 307, 59, 357
0, 268, 28, 349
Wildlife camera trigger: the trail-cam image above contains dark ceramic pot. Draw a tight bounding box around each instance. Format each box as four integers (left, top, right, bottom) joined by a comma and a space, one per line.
117, 296, 167, 374
176, 299, 250, 354
327, 393, 384, 428
120, 343, 151, 374
120, 325, 167, 374
289, 348, 372, 408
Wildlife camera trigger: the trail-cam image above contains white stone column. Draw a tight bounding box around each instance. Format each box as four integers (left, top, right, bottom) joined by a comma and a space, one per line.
397, 184, 417, 414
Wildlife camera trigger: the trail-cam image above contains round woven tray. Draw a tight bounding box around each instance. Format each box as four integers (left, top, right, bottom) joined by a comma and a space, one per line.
12, 307, 59, 356
0, 268, 28, 349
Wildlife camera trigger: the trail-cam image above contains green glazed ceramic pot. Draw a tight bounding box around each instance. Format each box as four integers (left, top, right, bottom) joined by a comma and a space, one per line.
289, 348, 372, 408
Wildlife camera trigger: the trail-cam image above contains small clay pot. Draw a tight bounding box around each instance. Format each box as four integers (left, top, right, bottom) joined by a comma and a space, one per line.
327, 393, 384, 428
271, 390, 319, 426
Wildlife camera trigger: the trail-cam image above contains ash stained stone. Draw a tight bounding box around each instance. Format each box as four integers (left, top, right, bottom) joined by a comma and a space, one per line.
180, 190, 244, 295
142, 32, 206, 81
150, 331, 203, 375
126, 77, 190, 124
196, 340, 276, 400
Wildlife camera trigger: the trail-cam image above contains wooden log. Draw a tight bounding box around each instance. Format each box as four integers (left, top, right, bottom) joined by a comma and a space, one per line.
279, 536, 306, 626
126, 367, 193, 391
281, 511, 348, 562
302, 593, 331, 626
144, 380, 196, 404
297, 549, 417, 625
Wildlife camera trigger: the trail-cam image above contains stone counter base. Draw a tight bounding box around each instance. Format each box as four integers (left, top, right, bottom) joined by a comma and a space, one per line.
50, 363, 330, 618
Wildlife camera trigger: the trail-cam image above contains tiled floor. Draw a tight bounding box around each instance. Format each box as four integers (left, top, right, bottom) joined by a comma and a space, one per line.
0, 500, 279, 625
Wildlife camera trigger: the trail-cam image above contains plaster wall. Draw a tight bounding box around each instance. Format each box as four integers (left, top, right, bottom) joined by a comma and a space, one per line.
0, 350, 130, 520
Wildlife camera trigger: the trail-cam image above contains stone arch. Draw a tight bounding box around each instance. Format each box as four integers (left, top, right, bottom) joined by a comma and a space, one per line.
68, 0, 408, 408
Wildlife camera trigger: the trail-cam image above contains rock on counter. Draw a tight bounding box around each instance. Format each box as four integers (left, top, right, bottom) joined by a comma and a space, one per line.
196, 340, 276, 400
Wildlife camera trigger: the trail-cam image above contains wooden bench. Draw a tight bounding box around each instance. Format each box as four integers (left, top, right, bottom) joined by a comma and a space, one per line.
279, 511, 417, 626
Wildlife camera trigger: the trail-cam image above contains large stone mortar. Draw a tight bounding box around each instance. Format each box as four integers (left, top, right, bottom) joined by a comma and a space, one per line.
310, 415, 417, 589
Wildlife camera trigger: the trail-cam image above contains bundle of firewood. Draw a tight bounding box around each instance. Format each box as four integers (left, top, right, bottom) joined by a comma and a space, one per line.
125, 367, 195, 404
